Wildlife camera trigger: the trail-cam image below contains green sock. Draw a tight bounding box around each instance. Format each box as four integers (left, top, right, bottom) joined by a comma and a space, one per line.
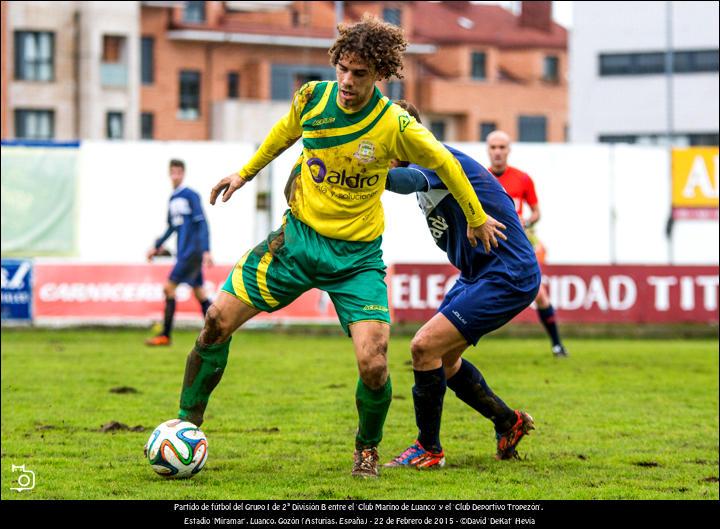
178, 338, 231, 426
355, 376, 392, 449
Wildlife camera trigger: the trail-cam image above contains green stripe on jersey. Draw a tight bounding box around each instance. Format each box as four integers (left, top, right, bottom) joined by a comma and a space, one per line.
302, 99, 394, 150
302, 84, 383, 131
300, 81, 330, 118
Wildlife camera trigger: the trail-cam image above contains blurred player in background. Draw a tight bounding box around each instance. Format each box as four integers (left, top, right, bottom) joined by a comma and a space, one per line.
486, 131, 569, 358
174, 15, 506, 479
146, 159, 213, 346
381, 101, 537, 469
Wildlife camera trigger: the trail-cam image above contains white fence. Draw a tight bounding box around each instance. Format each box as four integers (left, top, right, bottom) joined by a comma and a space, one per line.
6, 141, 720, 266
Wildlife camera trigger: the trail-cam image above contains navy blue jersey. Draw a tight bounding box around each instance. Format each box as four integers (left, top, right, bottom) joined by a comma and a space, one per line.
155, 186, 210, 262
389, 145, 538, 281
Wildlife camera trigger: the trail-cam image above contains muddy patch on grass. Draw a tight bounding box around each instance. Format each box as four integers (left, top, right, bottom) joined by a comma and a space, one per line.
702, 476, 719, 483
99, 421, 146, 433
35, 424, 57, 431
243, 427, 280, 434
634, 461, 659, 467
109, 386, 139, 394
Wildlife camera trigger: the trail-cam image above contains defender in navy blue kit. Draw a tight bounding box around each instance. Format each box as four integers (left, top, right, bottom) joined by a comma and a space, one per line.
384, 101, 539, 470
146, 159, 213, 346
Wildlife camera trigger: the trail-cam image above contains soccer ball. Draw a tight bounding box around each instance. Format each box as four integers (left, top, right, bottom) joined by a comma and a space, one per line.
144, 419, 208, 478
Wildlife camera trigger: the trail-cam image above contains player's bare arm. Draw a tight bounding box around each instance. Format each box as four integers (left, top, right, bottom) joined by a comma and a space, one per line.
210, 172, 248, 205
526, 204, 541, 228
467, 215, 507, 253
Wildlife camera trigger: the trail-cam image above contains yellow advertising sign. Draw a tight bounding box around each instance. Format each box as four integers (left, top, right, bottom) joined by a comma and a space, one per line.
672, 147, 719, 208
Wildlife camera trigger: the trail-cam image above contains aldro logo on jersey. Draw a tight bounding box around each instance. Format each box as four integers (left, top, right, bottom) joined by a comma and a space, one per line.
428, 215, 449, 242
306, 157, 380, 189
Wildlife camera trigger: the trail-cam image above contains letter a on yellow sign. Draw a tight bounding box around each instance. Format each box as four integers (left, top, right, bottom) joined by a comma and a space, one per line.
672, 147, 719, 209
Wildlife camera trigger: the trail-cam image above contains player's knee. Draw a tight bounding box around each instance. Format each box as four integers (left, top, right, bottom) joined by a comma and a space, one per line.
359, 359, 387, 390
163, 284, 176, 299
358, 343, 388, 389
535, 285, 550, 308
410, 334, 435, 364
199, 305, 229, 345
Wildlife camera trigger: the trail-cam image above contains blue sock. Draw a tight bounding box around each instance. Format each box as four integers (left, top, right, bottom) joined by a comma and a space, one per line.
537, 305, 562, 347
446, 359, 515, 433
412, 367, 446, 453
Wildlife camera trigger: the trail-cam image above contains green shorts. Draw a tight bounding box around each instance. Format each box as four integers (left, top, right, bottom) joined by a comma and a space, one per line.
222, 210, 390, 335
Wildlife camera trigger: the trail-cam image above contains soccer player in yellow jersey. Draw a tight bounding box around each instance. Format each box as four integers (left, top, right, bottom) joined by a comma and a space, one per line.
174, 15, 507, 478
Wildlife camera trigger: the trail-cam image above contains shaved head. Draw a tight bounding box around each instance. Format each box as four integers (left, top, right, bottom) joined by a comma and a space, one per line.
486, 130, 511, 144
487, 130, 512, 174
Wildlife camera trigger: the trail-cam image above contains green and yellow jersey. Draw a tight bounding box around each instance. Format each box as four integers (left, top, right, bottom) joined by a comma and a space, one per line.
237, 80, 487, 242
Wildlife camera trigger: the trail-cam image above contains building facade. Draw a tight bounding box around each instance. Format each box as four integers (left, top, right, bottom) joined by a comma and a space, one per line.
570, 1, 719, 146
1, 1, 568, 143
1, 1, 140, 141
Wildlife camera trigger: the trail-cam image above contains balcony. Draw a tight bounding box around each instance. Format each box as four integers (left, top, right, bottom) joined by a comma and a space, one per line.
100, 63, 128, 88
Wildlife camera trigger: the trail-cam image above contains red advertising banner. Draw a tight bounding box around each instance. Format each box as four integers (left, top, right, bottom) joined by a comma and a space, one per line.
30, 263, 720, 325
391, 264, 720, 324
672, 207, 719, 220
33, 263, 338, 325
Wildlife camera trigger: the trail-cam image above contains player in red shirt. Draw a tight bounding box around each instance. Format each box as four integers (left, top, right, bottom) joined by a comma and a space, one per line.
487, 131, 569, 357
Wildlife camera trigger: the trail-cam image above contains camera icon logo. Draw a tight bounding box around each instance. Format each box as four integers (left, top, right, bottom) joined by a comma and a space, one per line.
10, 465, 35, 492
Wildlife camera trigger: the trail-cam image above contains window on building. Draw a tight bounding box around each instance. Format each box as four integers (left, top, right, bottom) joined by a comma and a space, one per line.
141, 112, 154, 139
598, 134, 637, 144
294, 72, 323, 91
103, 35, 125, 63
227, 72, 240, 99
600, 50, 719, 76
14, 31, 54, 81
106, 112, 124, 139
543, 55, 559, 82
14, 109, 54, 140
430, 121, 446, 141
688, 133, 719, 146
386, 81, 404, 100
179, 70, 201, 120
518, 115, 547, 142
101, 35, 128, 87
270, 64, 335, 100
634, 53, 665, 74
471, 52, 486, 80
674, 50, 719, 73
141, 37, 154, 85
383, 8, 402, 26
599, 132, 719, 146
599, 54, 634, 76
183, 1, 206, 23
479, 122, 496, 141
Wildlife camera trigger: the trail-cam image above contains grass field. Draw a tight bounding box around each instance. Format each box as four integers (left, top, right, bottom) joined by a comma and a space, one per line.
1, 328, 718, 500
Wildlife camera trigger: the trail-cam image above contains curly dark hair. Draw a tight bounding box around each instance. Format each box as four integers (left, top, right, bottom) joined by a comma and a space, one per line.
328, 14, 408, 80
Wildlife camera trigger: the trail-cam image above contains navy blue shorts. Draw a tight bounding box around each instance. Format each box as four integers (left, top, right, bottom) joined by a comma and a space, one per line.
439, 272, 541, 346
169, 255, 204, 287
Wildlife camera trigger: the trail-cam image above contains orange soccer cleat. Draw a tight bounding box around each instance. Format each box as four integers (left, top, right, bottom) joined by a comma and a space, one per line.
145, 335, 171, 347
